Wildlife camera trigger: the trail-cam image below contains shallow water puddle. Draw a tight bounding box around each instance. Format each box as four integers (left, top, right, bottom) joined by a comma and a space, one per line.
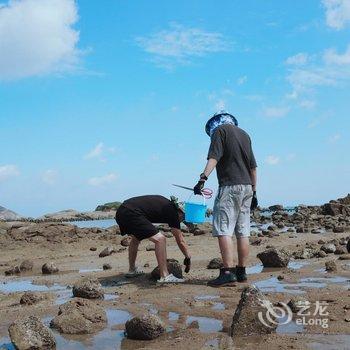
247, 261, 308, 275
276, 315, 304, 334
168, 311, 180, 321
0, 279, 66, 294
79, 268, 103, 273
306, 334, 350, 350
212, 302, 225, 311
186, 316, 223, 333
195, 294, 219, 301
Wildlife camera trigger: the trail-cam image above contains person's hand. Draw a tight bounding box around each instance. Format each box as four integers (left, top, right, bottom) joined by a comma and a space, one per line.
193, 173, 207, 195
251, 191, 258, 210
184, 257, 191, 273
193, 180, 205, 195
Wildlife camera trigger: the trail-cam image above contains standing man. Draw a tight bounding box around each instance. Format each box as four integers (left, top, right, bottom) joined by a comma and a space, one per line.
194, 112, 258, 287
115, 195, 191, 283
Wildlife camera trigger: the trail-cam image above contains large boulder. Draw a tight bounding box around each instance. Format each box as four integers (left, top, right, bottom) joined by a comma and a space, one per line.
125, 314, 165, 340
20, 260, 34, 272
50, 298, 107, 334
257, 248, 290, 267
8, 316, 56, 350
230, 286, 278, 337
20, 292, 43, 306
320, 243, 336, 254
150, 259, 183, 280
72, 278, 104, 299
42, 262, 59, 274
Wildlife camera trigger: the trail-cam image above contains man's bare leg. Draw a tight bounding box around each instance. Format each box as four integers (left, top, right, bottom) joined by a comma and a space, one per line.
149, 232, 169, 278
128, 235, 140, 271
237, 237, 249, 267
218, 235, 234, 268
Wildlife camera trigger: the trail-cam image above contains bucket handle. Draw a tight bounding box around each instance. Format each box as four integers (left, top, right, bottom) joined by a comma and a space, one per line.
187, 193, 206, 205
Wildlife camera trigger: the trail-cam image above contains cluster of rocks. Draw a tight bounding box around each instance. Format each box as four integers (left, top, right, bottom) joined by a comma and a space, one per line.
4, 259, 59, 276
293, 237, 350, 260
0, 222, 119, 247
254, 194, 350, 237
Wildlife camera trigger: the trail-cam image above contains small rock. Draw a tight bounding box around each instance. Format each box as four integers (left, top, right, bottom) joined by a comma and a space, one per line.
144, 263, 150, 268
277, 275, 284, 280
146, 244, 155, 251
102, 264, 112, 270
72, 278, 104, 299
19, 260, 34, 272
207, 258, 224, 269
193, 229, 207, 236
287, 296, 311, 313
339, 254, 350, 260
334, 246, 347, 255
98, 247, 115, 258
5, 266, 20, 276
90, 247, 97, 251
320, 243, 336, 254
121, 237, 131, 247
345, 318, 350, 322
20, 292, 43, 305
9, 316, 56, 350
42, 262, 59, 275
249, 237, 262, 246
318, 250, 328, 258
150, 259, 183, 280
333, 227, 344, 233
257, 248, 290, 267
50, 298, 107, 334
125, 314, 165, 340
325, 261, 337, 272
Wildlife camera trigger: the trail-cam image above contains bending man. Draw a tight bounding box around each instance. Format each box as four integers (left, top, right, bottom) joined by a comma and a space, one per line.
115, 195, 191, 283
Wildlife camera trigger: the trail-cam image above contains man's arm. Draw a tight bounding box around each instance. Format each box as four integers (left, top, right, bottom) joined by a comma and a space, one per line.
250, 167, 257, 191
194, 158, 218, 195
202, 158, 218, 179
171, 228, 191, 258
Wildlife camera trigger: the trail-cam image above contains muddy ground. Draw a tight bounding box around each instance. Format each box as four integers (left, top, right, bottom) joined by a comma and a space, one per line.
0, 223, 349, 350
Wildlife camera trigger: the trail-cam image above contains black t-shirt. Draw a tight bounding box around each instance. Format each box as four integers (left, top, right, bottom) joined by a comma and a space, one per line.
122, 195, 181, 229
207, 124, 257, 187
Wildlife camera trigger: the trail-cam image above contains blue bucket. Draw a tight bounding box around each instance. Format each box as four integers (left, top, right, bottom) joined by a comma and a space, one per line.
185, 202, 207, 223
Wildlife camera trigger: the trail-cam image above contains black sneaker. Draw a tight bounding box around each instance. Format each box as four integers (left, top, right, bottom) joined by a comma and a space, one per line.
207, 268, 237, 287
233, 266, 247, 282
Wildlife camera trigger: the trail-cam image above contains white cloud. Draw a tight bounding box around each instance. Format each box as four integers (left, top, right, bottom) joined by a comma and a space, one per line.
0, 0, 81, 80
263, 106, 290, 118
84, 142, 116, 161
42, 169, 58, 185
237, 75, 247, 85
285, 53, 309, 66
328, 133, 341, 143
299, 99, 316, 109
323, 0, 350, 30
88, 173, 117, 186
0, 164, 20, 181
324, 45, 350, 65
265, 155, 280, 165
135, 23, 230, 68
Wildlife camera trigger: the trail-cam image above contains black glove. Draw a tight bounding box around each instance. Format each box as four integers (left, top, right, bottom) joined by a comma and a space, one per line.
193, 173, 207, 195
194, 180, 205, 195
184, 257, 191, 273
251, 191, 258, 210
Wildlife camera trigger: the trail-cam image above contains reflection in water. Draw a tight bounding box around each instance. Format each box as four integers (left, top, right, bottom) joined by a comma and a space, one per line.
186, 316, 223, 333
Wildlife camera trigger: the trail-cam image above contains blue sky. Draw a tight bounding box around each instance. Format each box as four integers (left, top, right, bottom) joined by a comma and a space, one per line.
1, 0, 349, 217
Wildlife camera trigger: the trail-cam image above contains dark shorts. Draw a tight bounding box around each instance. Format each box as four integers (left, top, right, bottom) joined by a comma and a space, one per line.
115, 205, 158, 241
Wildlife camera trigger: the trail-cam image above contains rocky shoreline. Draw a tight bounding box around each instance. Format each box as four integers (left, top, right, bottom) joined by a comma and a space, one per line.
0, 194, 349, 350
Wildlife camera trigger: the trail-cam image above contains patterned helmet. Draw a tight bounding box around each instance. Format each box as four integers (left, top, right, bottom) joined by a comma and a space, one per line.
205, 111, 238, 136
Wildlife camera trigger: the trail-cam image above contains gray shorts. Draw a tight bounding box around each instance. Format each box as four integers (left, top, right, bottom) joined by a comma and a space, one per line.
212, 185, 253, 238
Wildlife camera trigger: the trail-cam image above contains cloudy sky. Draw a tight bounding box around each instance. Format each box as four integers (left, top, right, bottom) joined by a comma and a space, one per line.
0, 0, 349, 216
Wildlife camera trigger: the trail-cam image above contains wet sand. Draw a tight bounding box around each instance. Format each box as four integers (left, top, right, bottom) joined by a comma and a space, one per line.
0, 224, 349, 350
